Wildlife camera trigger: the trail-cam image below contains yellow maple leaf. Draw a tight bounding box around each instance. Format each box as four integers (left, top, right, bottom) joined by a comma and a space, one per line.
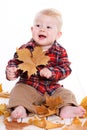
16, 47, 49, 77
83, 120, 87, 127
80, 96, 87, 117
0, 104, 10, 117
63, 117, 87, 130
71, 117, 82, 125
0, 84, 3, 92
29, 117, 46, 128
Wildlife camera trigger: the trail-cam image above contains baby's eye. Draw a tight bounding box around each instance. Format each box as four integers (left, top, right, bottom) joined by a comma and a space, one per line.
47, 26, 51, 29
36, 24, 40, 27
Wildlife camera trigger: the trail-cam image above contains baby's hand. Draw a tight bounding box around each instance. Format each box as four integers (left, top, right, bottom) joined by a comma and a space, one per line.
6, 66, 18, 80
40, 68, 52, 79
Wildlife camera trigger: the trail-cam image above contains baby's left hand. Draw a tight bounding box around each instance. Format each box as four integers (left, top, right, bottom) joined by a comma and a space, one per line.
40, 68, 52, 79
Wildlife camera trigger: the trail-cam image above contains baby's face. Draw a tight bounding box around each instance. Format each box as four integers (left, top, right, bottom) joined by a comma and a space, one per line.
31, 14, 60, 49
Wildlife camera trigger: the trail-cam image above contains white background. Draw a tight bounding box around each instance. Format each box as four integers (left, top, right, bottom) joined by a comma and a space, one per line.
0, 0, 87, 103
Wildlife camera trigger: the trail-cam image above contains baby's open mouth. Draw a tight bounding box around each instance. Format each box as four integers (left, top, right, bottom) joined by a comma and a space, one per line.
39, 35, 46, 39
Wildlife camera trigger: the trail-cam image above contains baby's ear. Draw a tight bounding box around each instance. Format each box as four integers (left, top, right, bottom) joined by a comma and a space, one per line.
56, 31, 62, 40
58, 31, 62, 37
31, 27, 33, 32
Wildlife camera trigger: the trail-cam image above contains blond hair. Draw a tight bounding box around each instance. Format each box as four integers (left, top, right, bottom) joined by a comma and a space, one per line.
35, 8, 63, 31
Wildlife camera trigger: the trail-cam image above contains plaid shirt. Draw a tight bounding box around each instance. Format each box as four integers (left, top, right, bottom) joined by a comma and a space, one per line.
7, 40, 72, 95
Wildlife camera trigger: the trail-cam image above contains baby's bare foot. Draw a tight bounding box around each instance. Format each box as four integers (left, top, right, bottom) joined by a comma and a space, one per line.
60, 105, 86, 119
11, 106, 27, 120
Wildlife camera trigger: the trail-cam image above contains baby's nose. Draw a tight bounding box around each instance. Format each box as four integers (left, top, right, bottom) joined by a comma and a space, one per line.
40, 26, 45, 31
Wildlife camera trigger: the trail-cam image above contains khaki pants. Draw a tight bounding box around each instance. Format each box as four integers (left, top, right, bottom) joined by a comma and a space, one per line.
8, 83, 78, 114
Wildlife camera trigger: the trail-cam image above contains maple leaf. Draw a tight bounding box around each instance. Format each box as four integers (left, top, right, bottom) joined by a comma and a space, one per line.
62, 117, 87, 130
83, 120, 87, 127
45, 95, 63, 110
16, 47, 49, 77
28, 116, 64, 129
4, 119, 29, 130
29, 117, 46, 128
0, 92, 10, 98
39, 109, 57, 118
33, 96, 63, 117
0, 104, 10, 117
0, 84, 10, 98
71, 117, 82, 125
32, 46, 50, 66
0, 84, 3, 92
34, 105, 49, 115
80, 96, 87, 117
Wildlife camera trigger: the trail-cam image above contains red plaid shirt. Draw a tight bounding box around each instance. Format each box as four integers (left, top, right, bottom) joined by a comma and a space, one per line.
7, 40, 72, 95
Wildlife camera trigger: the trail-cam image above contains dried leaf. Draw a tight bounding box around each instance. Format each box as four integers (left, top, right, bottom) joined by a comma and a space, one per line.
45, 95, 63, 110
0, 92, 10, 98
0, 104, 10, 117
45, 119, 64, 129
63, 123, 87, 130
29, 117, 46, 128
4, 119, 29, 130
33, 96, 63, 118
0, 84, 10, 98
80, 96, 87, 117
63, 118, 87, 130
32, 46, 50, 66
40, 109, 57, 118
62, 125, 87, 130
34, 105, 48, 115
71, 117, 82, 125
16, 47, 49, 77
0, 104, 6, 115
83, 120, 87, 127
34, 96, 63, 117
18, 62, 37, 77
0, 83, 3, 92
28, 116, 64, 129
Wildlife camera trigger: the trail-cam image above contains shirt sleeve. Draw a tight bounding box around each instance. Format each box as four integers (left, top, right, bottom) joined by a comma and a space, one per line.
47, 48, 72, 81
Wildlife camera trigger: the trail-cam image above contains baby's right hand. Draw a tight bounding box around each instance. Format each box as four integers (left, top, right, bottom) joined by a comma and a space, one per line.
6, 66, 18, 80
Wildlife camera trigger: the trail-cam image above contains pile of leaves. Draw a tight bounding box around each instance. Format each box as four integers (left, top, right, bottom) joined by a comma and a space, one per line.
4, 95, 64, 130
3, 95, 87, 130
16, 46, 50, 77
33, 95, 63, 117
4, 115, 87, 130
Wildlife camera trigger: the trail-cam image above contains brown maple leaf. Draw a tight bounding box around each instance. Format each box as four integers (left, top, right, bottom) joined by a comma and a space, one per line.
45, 95, 63, 110
33, 95, 63, 117
16, 46, 49, 77
4, 119, 29, 130
28, 116, 64, 129
34, 105, 49, 115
